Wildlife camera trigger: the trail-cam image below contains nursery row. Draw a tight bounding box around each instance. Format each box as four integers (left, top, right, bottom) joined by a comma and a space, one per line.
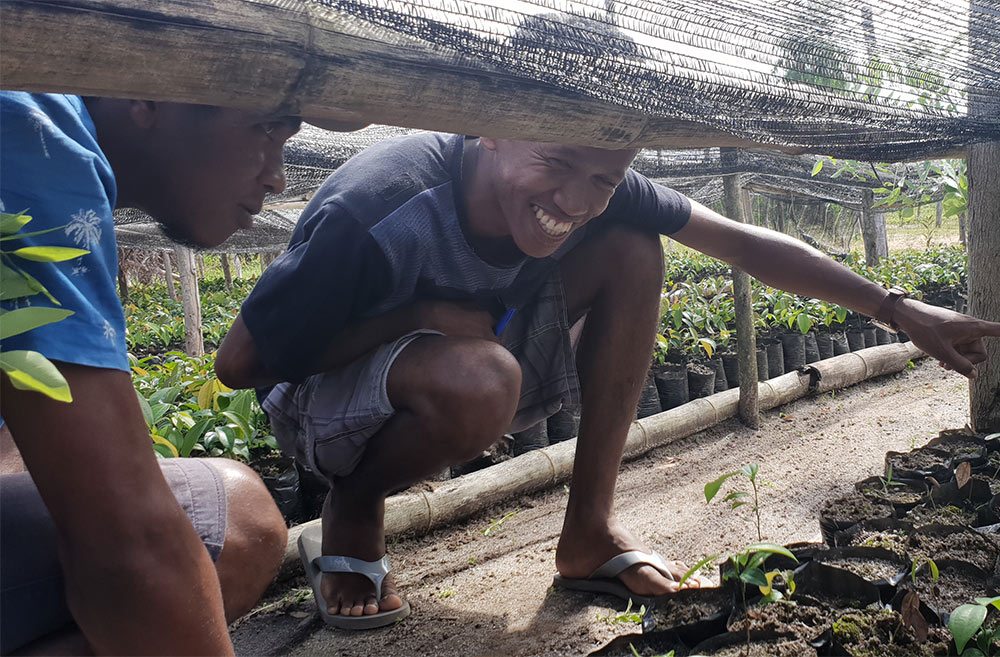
598, 430, 1000, 657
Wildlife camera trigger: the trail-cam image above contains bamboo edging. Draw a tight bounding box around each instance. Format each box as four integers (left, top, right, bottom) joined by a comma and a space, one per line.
280, 341, 926, 572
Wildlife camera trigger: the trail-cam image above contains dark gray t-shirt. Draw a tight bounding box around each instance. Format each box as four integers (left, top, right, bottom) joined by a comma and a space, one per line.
242, 132, 691, 383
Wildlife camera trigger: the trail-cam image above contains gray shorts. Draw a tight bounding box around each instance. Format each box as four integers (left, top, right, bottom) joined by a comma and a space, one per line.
0, 459, 227, 654
264, 272, 580, 481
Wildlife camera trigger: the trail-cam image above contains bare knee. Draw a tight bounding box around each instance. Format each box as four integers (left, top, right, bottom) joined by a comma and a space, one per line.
203, 459, 287, 622
393, 337, 522, 462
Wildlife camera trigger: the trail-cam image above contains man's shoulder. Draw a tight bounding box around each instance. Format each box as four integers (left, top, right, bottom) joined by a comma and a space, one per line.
306, 132, 463, 231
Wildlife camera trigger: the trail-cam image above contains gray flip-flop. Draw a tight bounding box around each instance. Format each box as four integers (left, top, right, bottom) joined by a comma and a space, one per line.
552, 550, 678, 606
298, 524, 411, 630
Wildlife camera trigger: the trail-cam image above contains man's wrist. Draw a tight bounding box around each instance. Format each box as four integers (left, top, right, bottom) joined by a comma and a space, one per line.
871, 286, 910, 333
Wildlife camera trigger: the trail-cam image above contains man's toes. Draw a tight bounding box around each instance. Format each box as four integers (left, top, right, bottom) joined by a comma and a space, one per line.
380, 593, 403, 611
363, 597, 380, 615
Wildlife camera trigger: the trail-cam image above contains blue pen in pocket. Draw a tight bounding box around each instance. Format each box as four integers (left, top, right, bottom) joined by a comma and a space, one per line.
494, 307, 516, 337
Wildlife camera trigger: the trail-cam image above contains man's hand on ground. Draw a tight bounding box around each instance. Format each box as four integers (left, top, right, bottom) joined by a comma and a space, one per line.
895, 298, 1000, 379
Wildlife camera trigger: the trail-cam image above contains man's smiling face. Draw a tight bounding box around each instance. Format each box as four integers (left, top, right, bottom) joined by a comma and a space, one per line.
479, 138, 637, 258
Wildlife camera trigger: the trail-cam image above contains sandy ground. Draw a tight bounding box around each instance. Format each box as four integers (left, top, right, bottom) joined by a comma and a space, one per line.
231, 358, 973, 657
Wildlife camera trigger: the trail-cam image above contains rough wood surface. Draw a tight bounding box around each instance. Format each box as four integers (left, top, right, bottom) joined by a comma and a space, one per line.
220, 253, 233, 291
162, 251, 176, 302
0, 0, 835, 154
175, 246, 204, 356
968, 141, 1000, 432
723, 172, 759, 428
860, 189, 888, 267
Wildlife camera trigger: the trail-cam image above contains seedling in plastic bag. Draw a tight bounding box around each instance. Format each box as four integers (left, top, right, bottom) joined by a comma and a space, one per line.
950, 596, 1000, 656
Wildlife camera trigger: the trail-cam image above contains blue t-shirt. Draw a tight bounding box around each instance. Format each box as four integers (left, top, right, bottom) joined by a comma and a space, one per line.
0, 92, 127, 372
241, 132, 691, 384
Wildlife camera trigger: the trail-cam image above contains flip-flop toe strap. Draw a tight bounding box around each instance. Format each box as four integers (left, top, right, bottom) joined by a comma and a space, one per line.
313, 555, 392, 600
588, 550, 676, 582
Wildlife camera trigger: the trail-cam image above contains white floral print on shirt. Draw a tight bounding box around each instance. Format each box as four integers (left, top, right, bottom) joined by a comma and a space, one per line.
65, 209, 102, 249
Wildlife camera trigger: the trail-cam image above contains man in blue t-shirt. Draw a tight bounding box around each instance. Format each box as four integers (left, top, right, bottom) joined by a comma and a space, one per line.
216, 135, 1000, 628
0, 92, 306, 654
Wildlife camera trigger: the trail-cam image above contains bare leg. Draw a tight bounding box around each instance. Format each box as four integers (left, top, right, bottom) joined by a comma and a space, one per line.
11, 458, 286, 654
555, 225, 699, 596
320, 335, 521, 616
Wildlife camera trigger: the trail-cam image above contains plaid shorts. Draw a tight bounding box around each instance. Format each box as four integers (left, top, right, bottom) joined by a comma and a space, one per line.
264, 272, 580, 481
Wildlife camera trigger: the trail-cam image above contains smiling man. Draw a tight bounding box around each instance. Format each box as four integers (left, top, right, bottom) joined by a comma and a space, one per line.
0, 92, 301, 654
215, 132, 1000, 628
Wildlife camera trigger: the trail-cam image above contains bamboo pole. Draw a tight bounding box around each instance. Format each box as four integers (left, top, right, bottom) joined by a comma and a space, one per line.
722, 171, 759, 428
280, 341, 928, 571
175, 246, 204, 356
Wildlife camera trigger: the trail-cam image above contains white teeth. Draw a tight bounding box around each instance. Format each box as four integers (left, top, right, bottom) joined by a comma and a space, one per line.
533, 205, 573, 237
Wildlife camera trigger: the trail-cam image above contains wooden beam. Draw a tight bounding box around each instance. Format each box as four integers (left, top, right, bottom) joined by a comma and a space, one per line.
0, 0, 968, 159
162, 250, 177, 301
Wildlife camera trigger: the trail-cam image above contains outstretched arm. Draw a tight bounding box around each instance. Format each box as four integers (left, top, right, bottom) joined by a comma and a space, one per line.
671, 200, 1000, 379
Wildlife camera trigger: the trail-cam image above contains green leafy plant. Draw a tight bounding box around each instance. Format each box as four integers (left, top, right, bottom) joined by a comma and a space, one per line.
597, 597, 646, 626
1, 210, 89, 402
950, 596, 1000, 656
482, 509, 519, 537
705, 463, 768, 541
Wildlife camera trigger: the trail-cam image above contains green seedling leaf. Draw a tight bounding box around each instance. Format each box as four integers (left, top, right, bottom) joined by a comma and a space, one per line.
0, 262, 58, 303
0, 307, 74, 339
796, 313, 812, 335
0, 349, 72, 402
928, 558, 939, 581
0, 210, 32, 234
739, 567, 769, 587
9, 246, 89, 262
705, 471, 739, 503
135, 390, 154, 428
731, 501, 747, 510
742, 543, 797, 562
723, 491, 749, 502
974, 596, 1000, 610
740, 463, 760, 480
678, 554, 719, 588
811, 160, 823, 176
950, 603, 987, 654
181, 417, 214, 457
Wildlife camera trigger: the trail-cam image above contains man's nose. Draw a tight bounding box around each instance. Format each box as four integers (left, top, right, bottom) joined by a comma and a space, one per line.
552, 181, 596, 219
261, 150, 287, 195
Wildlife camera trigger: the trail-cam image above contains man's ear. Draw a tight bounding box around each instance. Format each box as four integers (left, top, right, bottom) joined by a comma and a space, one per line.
127, 100, 157, 131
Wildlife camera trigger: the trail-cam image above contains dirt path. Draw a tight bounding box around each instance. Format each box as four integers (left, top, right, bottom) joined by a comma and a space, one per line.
232, 359, 972, 657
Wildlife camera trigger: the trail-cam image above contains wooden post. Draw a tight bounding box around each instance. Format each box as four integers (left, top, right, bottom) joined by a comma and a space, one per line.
162, 251, 177, 301
232, 253, 243, 280
196, 254, 205, 280
968, 141, 1000, 432
175, 246, 204, 357
935, 199, 943, 228
860, 189, 888, 267
723, 171, 759, 428
220, 253, 233, 290
116, 249, 129, 303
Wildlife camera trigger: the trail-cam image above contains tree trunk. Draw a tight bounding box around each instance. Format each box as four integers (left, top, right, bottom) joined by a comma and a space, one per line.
860, 189, 888, 267
968, 142, 1000, 432
723, 171, 759, 428
935, 199, 943, 228
175, 247, 204, 357
959, 213, 967, 247
162, 251, 176, 301
196, 254, 205, 280
220, 253, 233, 290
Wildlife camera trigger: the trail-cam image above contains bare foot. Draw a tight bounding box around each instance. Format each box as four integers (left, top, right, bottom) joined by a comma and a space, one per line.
555, 517, 708, 597
319, 489, 406, 617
